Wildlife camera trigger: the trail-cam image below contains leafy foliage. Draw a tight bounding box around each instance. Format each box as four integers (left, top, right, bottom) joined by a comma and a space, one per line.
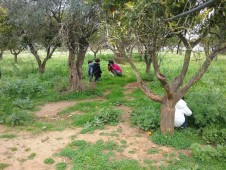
13, 98, 34, 109
131, 104, 160, 131
60, 140, 143, 170
84, 108, 122, 129
190, 143, 226, 161
151, 129, 203, 149
202, 125, 226, 145
187, 87, 226, 127
187, 87, 226, 145
0, 109, 34, 126
0, 78, 45, 99
56, 162, 67, 170
43, 158, 55, 164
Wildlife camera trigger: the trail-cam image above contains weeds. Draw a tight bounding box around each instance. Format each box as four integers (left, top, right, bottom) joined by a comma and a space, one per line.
27, 153, 36, 160
60, 140, 144, 170
56, 162, 67, 170
151, 128, 203, 149
0, 134, 17, 139
0, 163, 10, 170
43, 158, 55, 164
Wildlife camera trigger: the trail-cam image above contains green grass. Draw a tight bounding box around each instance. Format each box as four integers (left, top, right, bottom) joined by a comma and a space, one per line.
151, 128, 204, 149
0, 51, 226, 169
0, 134, 17, 139
27, 153, 36, 160
59, 101, 105, 115
43, 158, 55, 164
147, 148, 159, 154
56, 162, 67, 170
0, 163, 10, 170
161, 153, 226, 170
60, 140, 145, 170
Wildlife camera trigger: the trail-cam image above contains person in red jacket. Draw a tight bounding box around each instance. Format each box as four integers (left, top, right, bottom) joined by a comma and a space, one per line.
108, 60, 122, 76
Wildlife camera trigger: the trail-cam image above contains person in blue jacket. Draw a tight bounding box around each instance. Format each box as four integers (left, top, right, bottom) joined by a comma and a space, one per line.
92, 58, 102, 82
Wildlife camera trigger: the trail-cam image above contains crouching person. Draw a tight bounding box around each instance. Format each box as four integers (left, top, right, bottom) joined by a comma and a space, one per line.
174, 99, 192, 129
108, 60, 122, 76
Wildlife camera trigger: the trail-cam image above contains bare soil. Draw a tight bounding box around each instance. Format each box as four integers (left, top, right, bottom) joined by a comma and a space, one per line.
0, 83, 190, 170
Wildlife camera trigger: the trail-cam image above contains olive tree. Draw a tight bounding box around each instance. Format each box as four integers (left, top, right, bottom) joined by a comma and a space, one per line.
50, 0, 100, 91
105, 0, 226, 134
2, 0, 61, 73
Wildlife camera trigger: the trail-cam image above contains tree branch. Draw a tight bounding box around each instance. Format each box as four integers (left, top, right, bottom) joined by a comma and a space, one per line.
125, 52, 162, 103
179, 44, 226, 95
164, 0, 216, 22
171, 30, 209, 92
152, 51, 173, 99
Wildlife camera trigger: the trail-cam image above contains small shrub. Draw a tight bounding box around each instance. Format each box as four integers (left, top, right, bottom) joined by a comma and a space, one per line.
190, 143, 226, 161
96, 108, 122, 124
0, 109, 34, 126
71, 140, 87, 147
0, 79, 45, 99
3, 110, 34, 126
186, 87, 226, 146
202, 125, 226, 145
13, 98, 34, 109
60, 148, 77, 159
43, 158, 55, 164
83, 108, 122, 129
27, 153, 36, 160
56, 162, 67, 170
0, 163, 10, 169
187, 88, 226, 128
131, 105, 160, 131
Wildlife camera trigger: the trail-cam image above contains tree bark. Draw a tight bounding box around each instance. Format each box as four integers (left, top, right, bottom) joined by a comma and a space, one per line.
94, 51, 97, 59
144, 47, 152, 74
160, 98, 175, 134
68, 37, 89, 91
10, 49, 21, 64
28, 43, 56, 74
0, 50, 3, 60
204, 41, 210, 56
14, 54, 18, 63
68, 49, 84, 91
113, 43, 125, 64
38, 64, 45, 74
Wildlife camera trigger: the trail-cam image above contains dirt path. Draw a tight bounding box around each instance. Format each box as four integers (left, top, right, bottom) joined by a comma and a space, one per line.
0, 83, 189, 170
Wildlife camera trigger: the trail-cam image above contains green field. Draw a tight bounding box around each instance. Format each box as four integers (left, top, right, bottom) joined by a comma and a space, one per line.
0, 51, 225, 170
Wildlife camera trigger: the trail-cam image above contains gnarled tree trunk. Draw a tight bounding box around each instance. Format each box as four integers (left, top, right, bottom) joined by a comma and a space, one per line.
10, 49, 21, 64
144, 47, 152, 74
68, 37, 89, 91
28, 43, 56, 74
160, 98, 176, 134
68, 49, 84, 91
0, 50, 3, 60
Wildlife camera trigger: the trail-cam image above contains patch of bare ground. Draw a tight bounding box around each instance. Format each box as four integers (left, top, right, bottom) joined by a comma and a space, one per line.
0, 111, 190, 170
0, 127, 80, 170
124, 82, 139, 95
0, 84, 191, 169
35, 97, 104, 119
